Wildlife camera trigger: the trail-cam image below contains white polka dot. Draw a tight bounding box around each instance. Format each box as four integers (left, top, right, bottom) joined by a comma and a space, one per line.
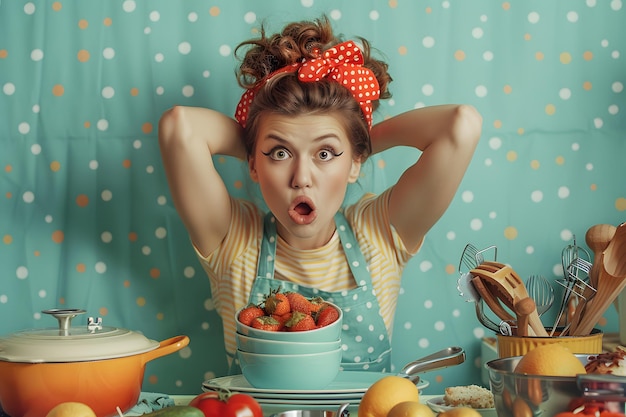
182, 85, 194, 97
434, 321, 445, 331
594, 118, 603, 128
101, 86, 115, 99
355, 335, 362, 342
525, 246, 535, 255
418, 338, 430, 348
32, 104, 40, 113
178, 42, 191, 55
369, 10, 380, 20
149, 11, 160, 22
461, 190, 474, 203
95, 262, 107, 274
424, 300, 433, 309
3, 83, 16, 95
483, 51, 494, 61
566, 11, 579, 22
103, 47, 115, 59
422, 84, 434, 96
97, 119, 109, 131
528, 11, 540, 24
446, 231, 456, 240
101, 231, 113, 243
31, 144, 41, 155
560, 229, 574, 242
613, 81, 624, 93
529, 189, 544, 203
31, 49, 43, 61
0, 295, 7, 304
156, 86, 165, 95
419, 260, 432, 272
488, 136, 502, 150
559, 88, 572, 100
23, 191, 35, 203
18, 122, 30, 134
475, 85, 488, 98
610, 0, 622, 11
155, 227, 167, 239
89, 160, 99, 170
356, 315, 364, 322
144, 27, 151, 35
142, 246, 151, 255
122, 0, 136, 12
472, 27, 483, 39
244, 12, 256, 24
17, 266, 29, 279
155, 53, 164, 63
470, 218, 483, 231
329, 9, 342, 20
608, 104, 619, 115
473, 327, 485, 338
24, 3, 36, 14
219, 45, 231, 57
558, 186, 570, 199
101, 189, 113, 201
188, 12, 198, 22
422, 36, 435, 48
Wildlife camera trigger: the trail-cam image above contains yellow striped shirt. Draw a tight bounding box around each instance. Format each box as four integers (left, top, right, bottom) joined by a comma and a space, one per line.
195, 188, 419, 357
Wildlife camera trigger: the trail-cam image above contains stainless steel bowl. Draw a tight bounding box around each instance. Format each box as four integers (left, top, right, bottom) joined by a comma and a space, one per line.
268, 403, 349, 417
486, 355, 626, 417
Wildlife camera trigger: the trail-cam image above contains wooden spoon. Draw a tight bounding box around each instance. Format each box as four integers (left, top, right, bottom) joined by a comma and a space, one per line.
514, 297, 537, 337
585, 224, 617, 289
574, 222, 626, 335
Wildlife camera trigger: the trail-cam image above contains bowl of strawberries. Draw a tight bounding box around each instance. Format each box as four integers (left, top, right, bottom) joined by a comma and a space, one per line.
234, 288, 343, 389
235, 289, 343, 343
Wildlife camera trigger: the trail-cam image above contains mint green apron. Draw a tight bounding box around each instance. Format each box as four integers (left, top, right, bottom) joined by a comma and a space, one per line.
229, 212, 392, 374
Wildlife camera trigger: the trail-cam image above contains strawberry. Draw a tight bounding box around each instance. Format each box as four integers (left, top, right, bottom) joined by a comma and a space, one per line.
264, 288, 291, 316
251, 316, 282, 332
271, 312, 292, 330
308, 296, 325, 314
238, 304, 265, 326
315, 304, 339, 327
285, 311, 316, 332
285, 291, 312, 315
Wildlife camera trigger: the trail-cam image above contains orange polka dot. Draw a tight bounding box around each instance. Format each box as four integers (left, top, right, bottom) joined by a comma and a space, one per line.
52, 230, 65, 243
32, 249, 40, 256
84, 121, 91, 128
506, 150, 517, 161
5, 164, 12, 173
0, 50, 7, 59
535, 51, 544, 60
454, 50, 466, 61
78, 19, 88, 29
503, 85, 512, 94
99, 307, 108, 316
76, 194, 89, 207
583, 81, 592, 91
530, 160, 540, 169
425, 7, 432, 14
5, 192, 12, 199
148, 375, 158, 384
504, 226, 518, 240
555, 156, 565, 165
128, 232, 138, 242
583, 51, 593, 61
3, 235, 13, 244
377, 159, 386, 169
398, 46, 408, 56
130, 87, 139, 96
234, 180, 243, 189
209, 6, 220, 16
52, 2, 62, 11
545, 104, 556, 115
50, 161, 61, 172
435, 375, 443, 383
77, 49, 90, 62
52, 84, 65, 96
103, 17, 112, 26
76, 263, 86, 273
124, 280, 131, 288
137, 297, 146, 307
141, 122, 153, 134
493, 120, 502, 129
58, 297, 66, 305
560, 52, 572, 64
517, 127, 525, 135
150, 268, 160, 279
122, 159, 131, 168
389, 0, 398, 8
502, 2, 511, 10
156, 312, 164, 320
444, 264, 455, 274
524, 34, 532, 41
590, 184, 597, 191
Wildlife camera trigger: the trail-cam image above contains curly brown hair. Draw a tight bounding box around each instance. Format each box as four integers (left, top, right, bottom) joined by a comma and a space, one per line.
234, 16, 392, 161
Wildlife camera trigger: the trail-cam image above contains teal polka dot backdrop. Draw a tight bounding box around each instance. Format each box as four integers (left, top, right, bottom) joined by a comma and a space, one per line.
1, 0, 624, 396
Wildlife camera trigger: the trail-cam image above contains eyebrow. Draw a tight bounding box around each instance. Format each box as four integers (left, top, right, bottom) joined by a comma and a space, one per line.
263, 133, 342, 145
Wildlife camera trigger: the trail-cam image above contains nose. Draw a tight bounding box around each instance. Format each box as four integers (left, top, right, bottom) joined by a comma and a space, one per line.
290, 158, 312, 189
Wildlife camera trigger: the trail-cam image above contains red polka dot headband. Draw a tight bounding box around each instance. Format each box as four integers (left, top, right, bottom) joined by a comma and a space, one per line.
235, 41, 380, 130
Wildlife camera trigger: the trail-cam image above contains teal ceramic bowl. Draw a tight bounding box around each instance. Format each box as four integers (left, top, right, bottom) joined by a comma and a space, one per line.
237, 347, 342, 390
236, 332, 341, 355
235, 302, 342, 342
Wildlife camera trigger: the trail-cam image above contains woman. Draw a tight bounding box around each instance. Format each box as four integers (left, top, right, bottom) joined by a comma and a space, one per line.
158, 16, 482, 373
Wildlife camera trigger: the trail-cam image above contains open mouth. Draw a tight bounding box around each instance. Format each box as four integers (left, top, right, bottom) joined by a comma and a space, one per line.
288, 197, 317, 225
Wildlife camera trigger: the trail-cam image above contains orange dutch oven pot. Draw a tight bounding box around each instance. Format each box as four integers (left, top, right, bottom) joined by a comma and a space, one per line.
0, 309, 190, 417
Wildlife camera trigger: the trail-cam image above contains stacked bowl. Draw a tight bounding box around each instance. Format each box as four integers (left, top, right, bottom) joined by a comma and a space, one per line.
235, 301, 343, 390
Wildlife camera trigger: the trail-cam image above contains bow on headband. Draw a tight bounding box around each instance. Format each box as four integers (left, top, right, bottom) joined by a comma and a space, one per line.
235, 41, 380, 130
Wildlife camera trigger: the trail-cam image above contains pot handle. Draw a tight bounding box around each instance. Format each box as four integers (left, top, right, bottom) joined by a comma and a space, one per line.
140, 335, 190, 365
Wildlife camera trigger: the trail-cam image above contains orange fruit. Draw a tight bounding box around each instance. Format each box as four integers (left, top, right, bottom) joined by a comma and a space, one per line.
438, 408, 481, 417
387, 401, 434, 417
45, 402, 97, 417
514, 344, 586, 376
358, 376, 420, 417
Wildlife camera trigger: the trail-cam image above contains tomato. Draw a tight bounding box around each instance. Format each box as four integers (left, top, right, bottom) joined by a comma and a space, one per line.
188, 390, 263, 417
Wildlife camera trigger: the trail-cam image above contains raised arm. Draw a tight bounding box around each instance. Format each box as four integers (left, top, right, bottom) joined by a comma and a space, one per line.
158, 106, 245, 256
370, 104, 482, 251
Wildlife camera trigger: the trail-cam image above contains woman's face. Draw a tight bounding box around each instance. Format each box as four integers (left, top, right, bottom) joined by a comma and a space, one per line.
249, 113, 361, 250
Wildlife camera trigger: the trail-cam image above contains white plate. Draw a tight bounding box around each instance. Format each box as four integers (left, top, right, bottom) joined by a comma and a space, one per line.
202, 372, 429, 400
426, 396, 497, 417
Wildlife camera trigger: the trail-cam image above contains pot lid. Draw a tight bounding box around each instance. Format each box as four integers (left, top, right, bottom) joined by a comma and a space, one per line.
0, 309, 159, 363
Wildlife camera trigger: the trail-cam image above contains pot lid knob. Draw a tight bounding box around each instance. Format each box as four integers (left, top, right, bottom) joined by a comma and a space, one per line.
42, 308, 86, 336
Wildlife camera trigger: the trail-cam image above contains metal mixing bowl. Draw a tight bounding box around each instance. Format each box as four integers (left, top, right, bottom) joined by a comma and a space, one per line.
486, 354, 626, 417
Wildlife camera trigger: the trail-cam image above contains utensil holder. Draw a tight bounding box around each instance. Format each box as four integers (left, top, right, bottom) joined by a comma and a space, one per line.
496, 328, 603, 358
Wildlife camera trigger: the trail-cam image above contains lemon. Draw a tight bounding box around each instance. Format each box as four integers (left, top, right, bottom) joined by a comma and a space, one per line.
358, 376, 420, 417
438, 408, 481, 417
45, 402, 97, 417
514, 344, 586, 376
387, 401, 434, 417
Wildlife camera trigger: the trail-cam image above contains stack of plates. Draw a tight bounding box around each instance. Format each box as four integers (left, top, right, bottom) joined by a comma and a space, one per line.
202, 371, 429, 415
